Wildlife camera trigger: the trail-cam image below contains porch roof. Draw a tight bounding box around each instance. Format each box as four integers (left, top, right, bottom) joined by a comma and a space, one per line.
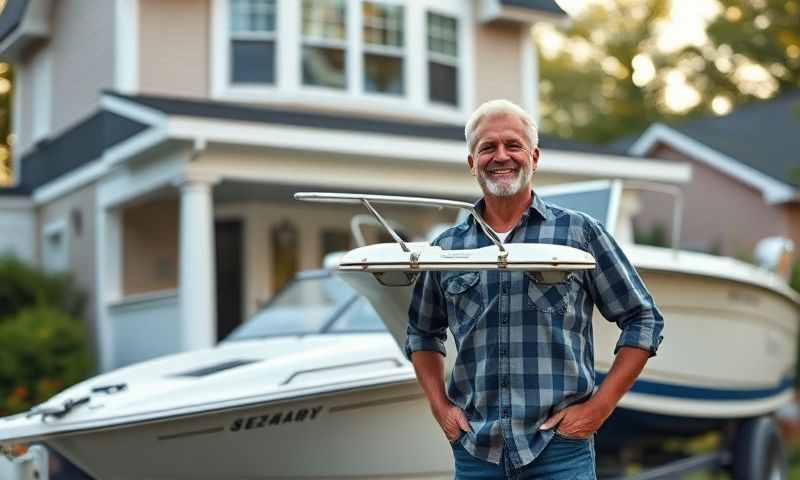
104, 91, 625, 156
4, 91, 691, 203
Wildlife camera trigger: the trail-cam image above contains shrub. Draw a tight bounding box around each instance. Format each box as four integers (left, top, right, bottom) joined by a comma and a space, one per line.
0, 257, 93, 415
0, 255, 86, 321
0, 307, 93, 415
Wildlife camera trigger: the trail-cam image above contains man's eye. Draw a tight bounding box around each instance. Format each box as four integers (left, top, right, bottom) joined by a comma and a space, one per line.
506, 144, 523, 152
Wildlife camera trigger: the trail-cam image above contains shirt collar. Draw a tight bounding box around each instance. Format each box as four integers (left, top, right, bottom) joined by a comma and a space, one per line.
467, 190, 548, 229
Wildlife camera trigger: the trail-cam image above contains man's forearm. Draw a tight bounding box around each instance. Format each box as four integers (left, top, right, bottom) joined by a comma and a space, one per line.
410, 351, 450, 411
591, 346, 650, 414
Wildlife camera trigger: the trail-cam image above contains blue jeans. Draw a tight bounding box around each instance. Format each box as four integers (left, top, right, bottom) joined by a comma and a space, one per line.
451, 433, 596, 479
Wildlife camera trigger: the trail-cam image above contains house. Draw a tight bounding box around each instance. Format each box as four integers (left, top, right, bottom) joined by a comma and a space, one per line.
628, 90, 800, 259
0, 0, 690, 372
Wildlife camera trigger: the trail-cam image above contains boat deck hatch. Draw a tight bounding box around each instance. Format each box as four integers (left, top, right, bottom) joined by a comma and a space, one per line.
174, 359, 260, 377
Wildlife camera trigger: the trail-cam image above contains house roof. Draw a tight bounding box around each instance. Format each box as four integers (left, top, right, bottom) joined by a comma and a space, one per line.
499, 0, 567, 16
14, 110, 148, 192
106, 91, 612, 154
0, 183, 30, 196
670, 90, 800, 188
631, 91, 800, 196
3, 91, 689, 199
0, 0, 29, 45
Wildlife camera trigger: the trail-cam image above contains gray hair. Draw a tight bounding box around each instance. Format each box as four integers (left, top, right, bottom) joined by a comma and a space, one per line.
464, 99, 539, 155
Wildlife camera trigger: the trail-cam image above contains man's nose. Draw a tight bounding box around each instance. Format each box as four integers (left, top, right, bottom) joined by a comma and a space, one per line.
494, 144, 511, 161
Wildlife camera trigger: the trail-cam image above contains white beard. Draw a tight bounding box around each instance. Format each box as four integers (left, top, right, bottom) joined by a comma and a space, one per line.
477, 161, 533, 197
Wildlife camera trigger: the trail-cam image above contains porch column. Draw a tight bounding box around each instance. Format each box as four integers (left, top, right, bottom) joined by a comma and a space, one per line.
176, 173, 220, 351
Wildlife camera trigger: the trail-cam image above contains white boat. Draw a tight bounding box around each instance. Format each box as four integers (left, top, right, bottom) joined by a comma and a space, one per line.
0, 184, 797, 479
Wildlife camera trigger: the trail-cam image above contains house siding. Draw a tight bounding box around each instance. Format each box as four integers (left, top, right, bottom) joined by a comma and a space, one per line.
0, 198, 35, 262
474, 21, 523, 108
138, 0, 210, 98
37, 183, 98, 348
49, 0, 116, 136
122, 196, 180, 296
637, 143, 783, 258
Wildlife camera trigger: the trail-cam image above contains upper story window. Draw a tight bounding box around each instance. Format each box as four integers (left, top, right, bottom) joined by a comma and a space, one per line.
362, 2, 404, 95
213, 0, 470, 120
230, 0, 277, 84
302, 0, 347, 89
427, 12, 458, 106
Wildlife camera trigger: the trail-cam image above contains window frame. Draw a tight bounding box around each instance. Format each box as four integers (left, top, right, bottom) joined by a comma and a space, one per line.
300, 0, 349, 91
210, 0, 473, 122
361, 0, 405, 96
229, 0, 279, 85
426, 10, 460, 107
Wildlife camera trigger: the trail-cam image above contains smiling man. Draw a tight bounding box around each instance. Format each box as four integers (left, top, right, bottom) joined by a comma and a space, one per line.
404, 99, 664, 479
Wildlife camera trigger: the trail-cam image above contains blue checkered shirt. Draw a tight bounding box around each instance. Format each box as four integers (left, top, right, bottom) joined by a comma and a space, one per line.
404, 193, 664, 469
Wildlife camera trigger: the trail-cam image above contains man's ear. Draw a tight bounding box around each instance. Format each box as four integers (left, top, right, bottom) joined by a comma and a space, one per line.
467, 154, 476, 176
530, 148, 540, 170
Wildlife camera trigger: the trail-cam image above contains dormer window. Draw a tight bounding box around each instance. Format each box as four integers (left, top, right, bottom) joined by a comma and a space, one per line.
230, 0, 277, 84
302, 0, 347, 89
427, 12, 458, 106
362, 2, 404, 95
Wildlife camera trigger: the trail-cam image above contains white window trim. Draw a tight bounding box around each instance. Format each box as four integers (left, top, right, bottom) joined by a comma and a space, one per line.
210, 0, 473, 123
42, 217, 69, 273
114, 0, 139, 94
30, 45, 52, 144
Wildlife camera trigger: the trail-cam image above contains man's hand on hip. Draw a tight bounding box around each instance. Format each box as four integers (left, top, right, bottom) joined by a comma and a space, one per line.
432, 402, 471, 442
539, 397, 612, 440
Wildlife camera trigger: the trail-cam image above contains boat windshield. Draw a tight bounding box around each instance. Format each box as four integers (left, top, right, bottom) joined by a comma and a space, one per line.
537, 181, 616, 228
224, 271, 387, 341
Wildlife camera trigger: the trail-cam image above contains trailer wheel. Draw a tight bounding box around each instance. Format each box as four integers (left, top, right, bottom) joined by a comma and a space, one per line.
731, 416, 787, 480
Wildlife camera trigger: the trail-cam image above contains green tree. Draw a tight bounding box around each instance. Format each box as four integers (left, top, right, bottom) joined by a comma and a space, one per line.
535, 0, 679, 143
535, 0, 800, 142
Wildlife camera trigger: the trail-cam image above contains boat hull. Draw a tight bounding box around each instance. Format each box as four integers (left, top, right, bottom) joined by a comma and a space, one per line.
594, 263, 798, 421
46, 381, 455, 480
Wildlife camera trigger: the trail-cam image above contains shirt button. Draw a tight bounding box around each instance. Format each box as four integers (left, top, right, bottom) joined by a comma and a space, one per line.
501, 285, 509, 294
501, 378, 508, 387
499, 347, 506, 356
501, 318, 508, 325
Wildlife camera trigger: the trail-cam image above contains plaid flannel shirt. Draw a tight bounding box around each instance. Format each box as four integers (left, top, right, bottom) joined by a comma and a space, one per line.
404, 193, 664, 469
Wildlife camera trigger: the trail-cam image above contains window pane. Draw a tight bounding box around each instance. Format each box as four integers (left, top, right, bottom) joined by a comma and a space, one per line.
365, 53, 403, 95
231, 40, 275, 83
230, 0, 277, 34
225, 275, 356, 340
427, 12, 457, 58
303, 45, 346, 88
303, 0, 346, 40
363, 2, 404, 48
429, 61, 457, 105
329, 297, 387, 333
539, 188, 613, 225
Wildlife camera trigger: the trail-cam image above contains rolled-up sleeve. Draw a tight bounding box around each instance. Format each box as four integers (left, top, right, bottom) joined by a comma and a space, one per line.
404, 270, 448, 361
584, 219, 664, 357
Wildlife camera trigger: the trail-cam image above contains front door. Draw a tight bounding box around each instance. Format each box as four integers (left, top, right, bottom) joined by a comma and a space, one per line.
215, 219, 243, 341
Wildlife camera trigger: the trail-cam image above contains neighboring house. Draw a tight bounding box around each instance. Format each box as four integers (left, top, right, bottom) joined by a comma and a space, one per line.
628, 91, 800, 258
0, 0, 689, 372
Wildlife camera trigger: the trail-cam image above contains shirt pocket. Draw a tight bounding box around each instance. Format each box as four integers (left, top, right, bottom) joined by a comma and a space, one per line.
442, 272, 483, 336
525, 271, 578, 313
